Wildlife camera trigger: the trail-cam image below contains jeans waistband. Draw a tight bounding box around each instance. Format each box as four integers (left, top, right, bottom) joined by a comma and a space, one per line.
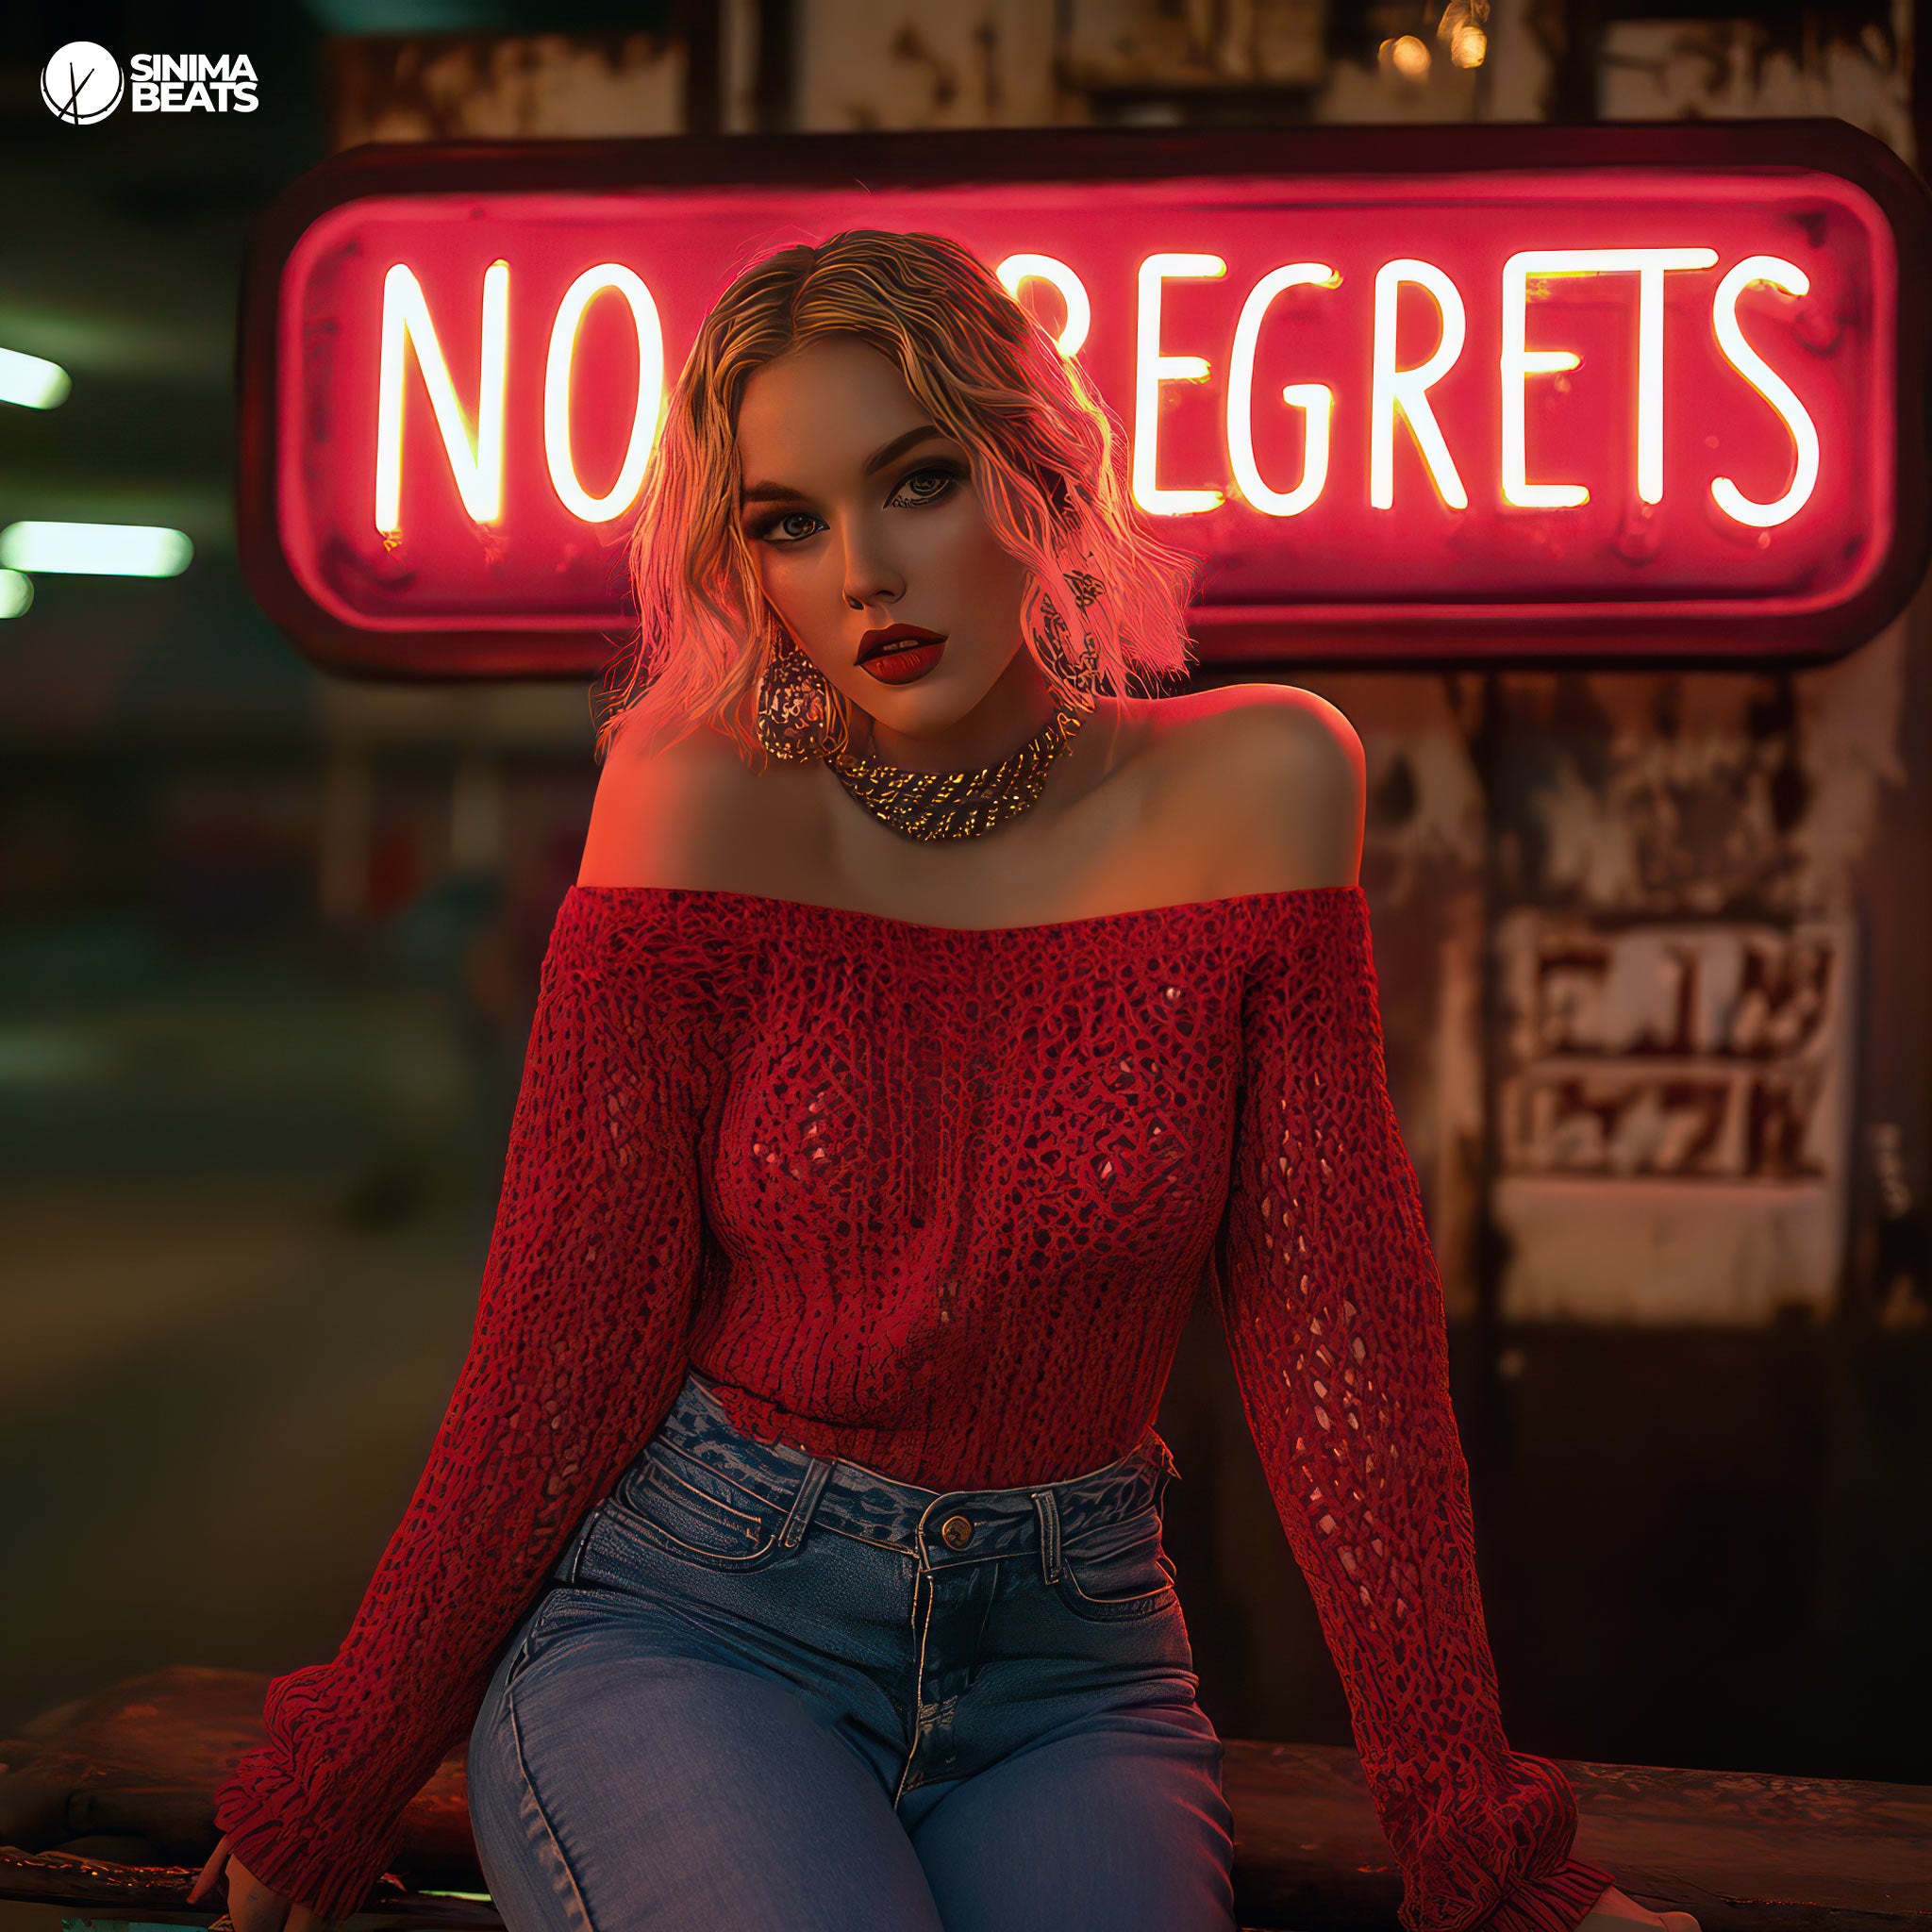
646, 1370, 1179, 1571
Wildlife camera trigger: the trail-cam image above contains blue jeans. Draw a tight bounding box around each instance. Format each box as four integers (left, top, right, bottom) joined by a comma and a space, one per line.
468, 1369, 1236, 1932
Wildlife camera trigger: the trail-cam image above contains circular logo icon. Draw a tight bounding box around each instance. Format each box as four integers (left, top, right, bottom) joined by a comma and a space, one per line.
41, 42, 125, 125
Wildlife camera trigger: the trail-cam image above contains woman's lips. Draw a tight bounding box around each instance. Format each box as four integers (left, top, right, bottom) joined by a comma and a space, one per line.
857, 623, 946, 663
858, 637, 945, 684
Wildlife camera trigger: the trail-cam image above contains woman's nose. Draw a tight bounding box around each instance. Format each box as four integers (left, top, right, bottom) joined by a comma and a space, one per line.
841, 528, 905, 612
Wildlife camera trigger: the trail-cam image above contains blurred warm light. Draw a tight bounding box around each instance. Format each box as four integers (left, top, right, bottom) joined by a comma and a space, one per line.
0, 568, 31, 617
0, 345, 71, 409
1389, 35, 1431, 78
0, 521, 192, 576
1450, 25, 1487, 66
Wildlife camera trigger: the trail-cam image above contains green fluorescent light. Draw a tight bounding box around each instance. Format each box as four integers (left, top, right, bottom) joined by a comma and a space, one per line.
0, 521, 192, 576
0, 569, 31, 617
0, 345, 71, 408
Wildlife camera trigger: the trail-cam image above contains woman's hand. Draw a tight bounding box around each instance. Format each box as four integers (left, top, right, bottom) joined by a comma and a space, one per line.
1575, 1882, 1700, 1932
187, 1833, 336, 1932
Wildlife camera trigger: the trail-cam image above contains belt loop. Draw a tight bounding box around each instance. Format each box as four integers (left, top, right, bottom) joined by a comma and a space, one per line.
1030, 1489, 1062, 1585
779, 1456, 835, 1548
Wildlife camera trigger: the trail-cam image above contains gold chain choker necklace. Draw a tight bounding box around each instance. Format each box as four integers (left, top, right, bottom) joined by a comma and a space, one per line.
826, 700, 1089, 841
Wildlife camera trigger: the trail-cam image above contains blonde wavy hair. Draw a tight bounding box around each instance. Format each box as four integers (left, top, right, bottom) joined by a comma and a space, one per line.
593, 228, 1198, 765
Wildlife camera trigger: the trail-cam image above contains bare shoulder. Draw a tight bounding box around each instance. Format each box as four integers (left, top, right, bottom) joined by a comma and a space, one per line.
1158, 684, 1364, 893
577, 710, 812, 890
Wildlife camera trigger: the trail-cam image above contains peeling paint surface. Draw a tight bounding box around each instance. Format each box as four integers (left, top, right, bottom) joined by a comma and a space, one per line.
327, 32, 684, 145
1478, 624, 1908, 1322
1497, 908, 1853, 1195
1597, 13, 1913, 161
795, 0, 1061, 130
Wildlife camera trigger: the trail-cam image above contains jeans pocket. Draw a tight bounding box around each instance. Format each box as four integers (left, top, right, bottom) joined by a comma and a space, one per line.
1056, 1510, 1179, 1623
597, 1448, 788, 1572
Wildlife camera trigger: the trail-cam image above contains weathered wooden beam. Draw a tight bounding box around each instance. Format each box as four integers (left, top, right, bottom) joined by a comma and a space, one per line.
1220, 1740, 1932, 1931
3, 1669, 1927, 1930
0, 1848, 497, 1931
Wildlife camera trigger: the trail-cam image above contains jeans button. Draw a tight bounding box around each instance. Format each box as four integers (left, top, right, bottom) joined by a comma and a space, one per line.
940, 1513, 974, 1550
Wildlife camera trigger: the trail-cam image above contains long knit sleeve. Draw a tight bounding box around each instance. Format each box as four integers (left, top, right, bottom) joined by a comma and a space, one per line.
210, 890, 715, 1923
1214, 888, 1616, 1932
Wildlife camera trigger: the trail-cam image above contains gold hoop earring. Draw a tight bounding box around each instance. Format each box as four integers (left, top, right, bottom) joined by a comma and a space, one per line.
755, 632, 848, 761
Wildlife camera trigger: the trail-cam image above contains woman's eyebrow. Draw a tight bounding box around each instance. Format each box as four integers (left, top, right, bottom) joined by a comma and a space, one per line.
740, 479, 808, 507
862, 424, 946, 475
740, 425, 949, 508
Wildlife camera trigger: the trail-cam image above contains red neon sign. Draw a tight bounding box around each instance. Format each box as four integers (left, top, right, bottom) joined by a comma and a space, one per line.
237, 123, 1932, 676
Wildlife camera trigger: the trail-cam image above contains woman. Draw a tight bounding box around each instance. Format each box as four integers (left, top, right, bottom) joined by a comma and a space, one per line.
194, 231, 1700, 1932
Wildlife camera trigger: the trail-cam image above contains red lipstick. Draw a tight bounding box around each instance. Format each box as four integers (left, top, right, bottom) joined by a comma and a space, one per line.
857, 624, 947, 685
856, 623, 947, 664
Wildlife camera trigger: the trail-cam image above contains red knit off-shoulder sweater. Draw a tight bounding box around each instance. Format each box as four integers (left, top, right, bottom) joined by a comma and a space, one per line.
212, 883, 1615, 1932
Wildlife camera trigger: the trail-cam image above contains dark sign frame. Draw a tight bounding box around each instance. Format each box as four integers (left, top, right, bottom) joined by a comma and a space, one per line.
236, 118, 1932, 681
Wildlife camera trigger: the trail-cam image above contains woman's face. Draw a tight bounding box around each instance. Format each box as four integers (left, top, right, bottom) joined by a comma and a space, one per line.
734, 334, 1037, 763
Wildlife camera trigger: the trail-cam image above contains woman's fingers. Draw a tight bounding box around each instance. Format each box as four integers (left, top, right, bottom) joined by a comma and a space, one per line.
220, 1853, 294, 1932
186, 1832, 230, 1905
185, 1836, 330, 1932
1577, 1890, 1699, 1931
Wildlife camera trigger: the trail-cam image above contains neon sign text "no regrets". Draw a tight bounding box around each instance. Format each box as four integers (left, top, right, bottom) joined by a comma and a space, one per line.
242, 126, 1928, 675
366, 247, 1817, 533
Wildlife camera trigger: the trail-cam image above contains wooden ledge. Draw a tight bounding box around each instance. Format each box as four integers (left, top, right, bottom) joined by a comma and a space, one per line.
2, 1669, 1927, 1931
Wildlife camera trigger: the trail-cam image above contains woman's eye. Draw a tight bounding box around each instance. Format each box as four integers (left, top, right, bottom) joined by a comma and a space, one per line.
889, 466, 958, 508
759, 511, 823, 545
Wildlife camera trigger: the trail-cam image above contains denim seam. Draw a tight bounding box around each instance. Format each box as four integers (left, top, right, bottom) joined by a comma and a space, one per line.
655, 1441, 1156, 1557
793, 1521, 919, 1557
1060, 1568, 1177, 1613
625, 1510, 784, 1567
891, 1547, 939, 1808
618, 1504, 997, 1563
661, 1414, 1166, 1518
662, 1449, 915, 1526
564, 1506, 605, 1587
641, 1457, 766, 1535
506, 1658, 598, 1932
1056, 1525, 1179, 1616
645, 1439, 776, 1514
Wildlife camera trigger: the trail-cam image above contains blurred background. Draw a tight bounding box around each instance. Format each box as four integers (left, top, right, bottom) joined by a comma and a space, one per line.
1, 0, 1927, 1880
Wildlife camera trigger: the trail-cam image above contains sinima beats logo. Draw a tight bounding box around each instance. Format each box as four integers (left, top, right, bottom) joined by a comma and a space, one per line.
40, 42, 258, 121
41, 42, 123, 124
